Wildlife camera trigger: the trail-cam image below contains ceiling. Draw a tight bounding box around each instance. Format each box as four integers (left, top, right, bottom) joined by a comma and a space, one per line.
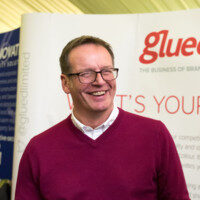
0, 0, 200, 33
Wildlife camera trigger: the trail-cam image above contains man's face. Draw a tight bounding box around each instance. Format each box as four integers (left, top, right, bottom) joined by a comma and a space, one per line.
61, 44, 116, 117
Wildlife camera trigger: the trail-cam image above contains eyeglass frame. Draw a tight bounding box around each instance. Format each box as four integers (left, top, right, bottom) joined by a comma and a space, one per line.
65, 68, 119, 84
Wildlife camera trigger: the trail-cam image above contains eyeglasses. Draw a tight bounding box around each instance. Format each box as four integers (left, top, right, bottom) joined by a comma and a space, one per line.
66, 68, 119, 84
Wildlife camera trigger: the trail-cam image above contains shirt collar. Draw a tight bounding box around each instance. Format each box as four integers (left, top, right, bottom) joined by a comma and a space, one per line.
71, 106, 119, 133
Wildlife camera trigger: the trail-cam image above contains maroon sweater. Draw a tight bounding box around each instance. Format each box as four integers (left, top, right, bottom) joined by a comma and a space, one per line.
15, 108, 190, 200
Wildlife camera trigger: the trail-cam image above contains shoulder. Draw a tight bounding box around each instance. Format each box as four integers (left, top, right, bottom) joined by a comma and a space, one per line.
34, 117, 69, 139
118, 108, 165, 131
26, 116, 73, 152
118, 108, 173, 143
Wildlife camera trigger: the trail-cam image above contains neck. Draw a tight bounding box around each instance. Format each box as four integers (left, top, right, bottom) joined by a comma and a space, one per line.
73, 107, 114, 129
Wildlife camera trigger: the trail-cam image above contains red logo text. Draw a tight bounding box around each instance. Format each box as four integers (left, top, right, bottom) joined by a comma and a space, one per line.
139, 30, 200, 64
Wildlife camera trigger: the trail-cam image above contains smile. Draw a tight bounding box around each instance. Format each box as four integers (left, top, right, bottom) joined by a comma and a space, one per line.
90, 91, 106, 96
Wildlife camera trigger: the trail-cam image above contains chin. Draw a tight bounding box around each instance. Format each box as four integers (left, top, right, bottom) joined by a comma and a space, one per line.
90, 104, 113, 113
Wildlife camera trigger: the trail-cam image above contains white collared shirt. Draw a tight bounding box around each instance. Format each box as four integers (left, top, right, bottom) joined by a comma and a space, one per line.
71, 106, 119, 140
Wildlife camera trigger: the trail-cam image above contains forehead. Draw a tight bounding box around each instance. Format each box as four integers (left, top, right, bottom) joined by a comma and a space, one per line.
68, 44, 113, 71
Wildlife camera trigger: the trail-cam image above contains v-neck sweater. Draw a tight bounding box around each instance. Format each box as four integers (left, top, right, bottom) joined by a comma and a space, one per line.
15, 108, 190, 200
71, 106, 119, 140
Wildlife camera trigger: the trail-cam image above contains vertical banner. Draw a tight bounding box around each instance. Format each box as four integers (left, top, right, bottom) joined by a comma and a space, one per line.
0, 28, 19, 197
12, 10, 200, 199
134, 10, 200, 199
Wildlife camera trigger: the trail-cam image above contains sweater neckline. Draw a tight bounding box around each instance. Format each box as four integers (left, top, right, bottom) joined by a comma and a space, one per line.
65, 108, 125, 147
70, 106, 119, 140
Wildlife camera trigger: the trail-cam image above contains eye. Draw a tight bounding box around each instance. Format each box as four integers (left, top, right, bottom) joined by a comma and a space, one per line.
79, 71, 93, 78
102, 69, 113, 75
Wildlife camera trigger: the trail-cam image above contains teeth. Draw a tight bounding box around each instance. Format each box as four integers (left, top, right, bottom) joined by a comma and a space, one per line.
91, 91, 106, 96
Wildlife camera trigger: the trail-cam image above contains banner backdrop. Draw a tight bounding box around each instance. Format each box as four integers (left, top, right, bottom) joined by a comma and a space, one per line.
12, 10, 200, 199
0, 28, 19, 179
0, 28, 19, 197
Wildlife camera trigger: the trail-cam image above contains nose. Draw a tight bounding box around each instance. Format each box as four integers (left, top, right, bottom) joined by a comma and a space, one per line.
93, 72, 105, 85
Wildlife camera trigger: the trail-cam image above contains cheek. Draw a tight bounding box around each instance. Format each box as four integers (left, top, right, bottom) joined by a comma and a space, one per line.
77, 86, 90, 99
70, 80, 85, 93
110, 81, 116, 92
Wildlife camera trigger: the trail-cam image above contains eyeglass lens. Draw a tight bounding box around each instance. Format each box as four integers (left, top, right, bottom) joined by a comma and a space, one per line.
79, 69, 118, 83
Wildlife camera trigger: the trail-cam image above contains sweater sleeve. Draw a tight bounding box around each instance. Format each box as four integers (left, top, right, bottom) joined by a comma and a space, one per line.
15, 139, 44, 200
156, 122, 190, 200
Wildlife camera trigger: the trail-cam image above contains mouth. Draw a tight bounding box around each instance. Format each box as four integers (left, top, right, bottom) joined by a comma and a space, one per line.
89, 91, 106, 96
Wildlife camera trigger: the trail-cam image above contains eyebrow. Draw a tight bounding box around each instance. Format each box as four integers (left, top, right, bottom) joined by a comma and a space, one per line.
81, 66, 113, 72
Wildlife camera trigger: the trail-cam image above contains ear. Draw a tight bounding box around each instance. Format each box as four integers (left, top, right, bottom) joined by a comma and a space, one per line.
61, 74, 71, 94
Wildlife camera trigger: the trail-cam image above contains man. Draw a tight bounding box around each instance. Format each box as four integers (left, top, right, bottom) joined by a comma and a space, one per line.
15, 36, 190, 200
